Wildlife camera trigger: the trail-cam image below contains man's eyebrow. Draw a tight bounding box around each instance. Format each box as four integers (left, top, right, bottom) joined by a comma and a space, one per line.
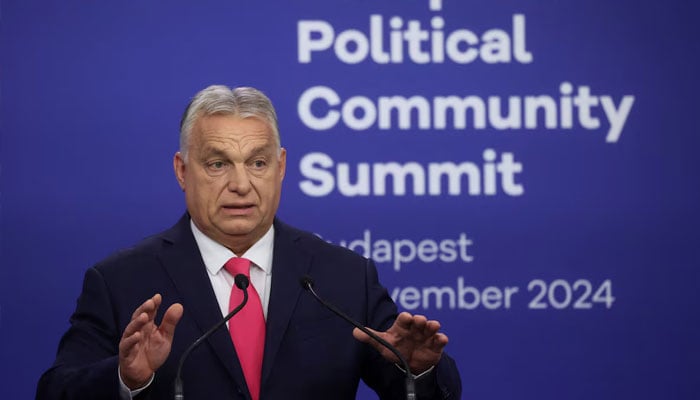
200, 145, 228, 158
199, 143, 276, 160
248, 144, 277, 157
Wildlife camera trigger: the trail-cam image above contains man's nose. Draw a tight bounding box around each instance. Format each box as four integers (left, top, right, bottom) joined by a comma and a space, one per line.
226, 164, 252, 193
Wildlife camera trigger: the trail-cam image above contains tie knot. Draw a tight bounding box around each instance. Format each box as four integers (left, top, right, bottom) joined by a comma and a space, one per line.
224, 257, 252, 277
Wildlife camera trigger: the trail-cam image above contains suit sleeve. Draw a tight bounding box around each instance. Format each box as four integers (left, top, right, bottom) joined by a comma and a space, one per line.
36, 267, 123, 400
359, 259, 463, 400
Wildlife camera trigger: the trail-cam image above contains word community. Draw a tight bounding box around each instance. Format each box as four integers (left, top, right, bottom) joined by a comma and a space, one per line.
298, 83, 635, 143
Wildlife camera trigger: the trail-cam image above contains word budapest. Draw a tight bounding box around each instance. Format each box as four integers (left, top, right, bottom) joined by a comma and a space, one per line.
323, 229, 475, 272
299, 148, 523, 197
299, 14, 532, 64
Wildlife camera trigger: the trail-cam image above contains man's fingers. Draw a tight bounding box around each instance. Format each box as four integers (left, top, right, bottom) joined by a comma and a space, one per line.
429, 332, 449, 353
145, 294, 162, 320
352, 327, 394, 354
395, 312, 414, 331
353, 315, 449, 373
129, 298, 152, 320
352, 326, 375, 344
159, 303, 184, 339
130, 294, 162, 320
353, 327, 401, 362
434, 332, 449, 347
410, 315, 428, 338
354, 314, 446, 348
394, 314, 439, 342
122, 312, 149, 339
119, 331, 142, 354
424, 320, 441, 337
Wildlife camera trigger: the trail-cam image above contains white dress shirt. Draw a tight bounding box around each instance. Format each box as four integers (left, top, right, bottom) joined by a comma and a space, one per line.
190, 220, 274, 320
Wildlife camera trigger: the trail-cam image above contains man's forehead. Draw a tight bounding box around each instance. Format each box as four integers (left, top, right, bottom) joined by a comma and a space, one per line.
195, 133, 276, 156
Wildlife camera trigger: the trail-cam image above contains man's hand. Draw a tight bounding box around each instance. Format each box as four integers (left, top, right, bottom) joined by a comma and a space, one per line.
118, 294, 183, 389
353, 312, 448, 375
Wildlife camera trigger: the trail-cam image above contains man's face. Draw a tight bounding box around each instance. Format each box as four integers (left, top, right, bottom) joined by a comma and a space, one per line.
174, 114, 286, 254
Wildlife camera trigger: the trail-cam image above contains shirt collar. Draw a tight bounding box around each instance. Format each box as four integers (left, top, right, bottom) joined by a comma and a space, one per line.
190, 219, 274, 276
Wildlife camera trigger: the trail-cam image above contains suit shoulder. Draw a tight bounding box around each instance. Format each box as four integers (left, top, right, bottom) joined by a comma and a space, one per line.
92, 226, 174, 274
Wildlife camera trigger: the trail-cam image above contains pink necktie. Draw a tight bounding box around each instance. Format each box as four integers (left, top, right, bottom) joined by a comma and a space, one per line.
224, 257, 265, 400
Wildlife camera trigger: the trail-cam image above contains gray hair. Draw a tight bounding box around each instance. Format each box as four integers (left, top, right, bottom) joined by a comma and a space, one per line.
179, 85, 280, 158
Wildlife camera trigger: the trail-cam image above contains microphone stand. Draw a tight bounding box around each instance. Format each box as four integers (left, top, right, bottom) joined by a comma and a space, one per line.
300, 276, 416, 400
174, 274, 249, 400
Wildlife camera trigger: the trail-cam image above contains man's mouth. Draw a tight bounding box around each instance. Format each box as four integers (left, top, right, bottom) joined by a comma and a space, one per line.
222, 204, 255, 214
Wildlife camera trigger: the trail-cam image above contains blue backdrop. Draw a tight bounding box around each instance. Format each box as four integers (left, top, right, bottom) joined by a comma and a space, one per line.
2, 1, 699, 399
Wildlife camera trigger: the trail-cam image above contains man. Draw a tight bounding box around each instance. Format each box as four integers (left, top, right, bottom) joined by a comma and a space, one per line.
37, 85, 462, 399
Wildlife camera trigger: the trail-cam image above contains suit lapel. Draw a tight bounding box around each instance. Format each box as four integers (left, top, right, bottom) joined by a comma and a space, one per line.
261, 219, 313, 386
158, 215, 248, 393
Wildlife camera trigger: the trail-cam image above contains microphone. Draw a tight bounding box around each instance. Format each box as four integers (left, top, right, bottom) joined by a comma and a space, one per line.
299, 275, 416, 400
174, 274, 250, 400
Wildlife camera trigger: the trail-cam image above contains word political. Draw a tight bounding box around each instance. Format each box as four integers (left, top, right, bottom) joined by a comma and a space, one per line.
299, 14, 532, 65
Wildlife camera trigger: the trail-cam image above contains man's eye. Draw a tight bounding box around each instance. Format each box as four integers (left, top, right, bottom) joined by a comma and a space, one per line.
252, 160, 266, 168
209, 161, 225, 169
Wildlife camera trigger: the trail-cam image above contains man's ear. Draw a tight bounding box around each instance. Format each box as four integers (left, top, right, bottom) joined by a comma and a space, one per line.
278, 147, 287, 181
174, 152, 186, 191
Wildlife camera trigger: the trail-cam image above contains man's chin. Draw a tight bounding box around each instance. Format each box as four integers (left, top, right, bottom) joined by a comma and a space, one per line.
218, 225, 255, 237
217, 220, 267, 238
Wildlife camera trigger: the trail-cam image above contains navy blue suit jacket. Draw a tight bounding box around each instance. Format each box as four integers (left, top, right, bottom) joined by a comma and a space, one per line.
37, 215, 461, 399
